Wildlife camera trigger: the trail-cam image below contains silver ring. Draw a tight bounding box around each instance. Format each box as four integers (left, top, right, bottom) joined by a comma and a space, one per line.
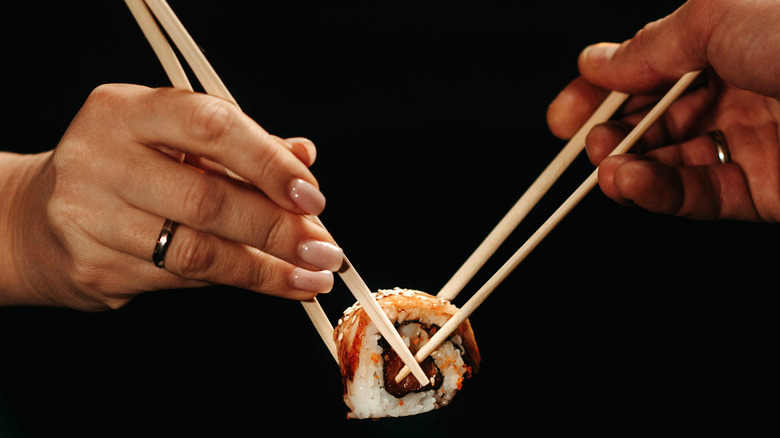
707, 130, 730, 164
152, 218, 178, 269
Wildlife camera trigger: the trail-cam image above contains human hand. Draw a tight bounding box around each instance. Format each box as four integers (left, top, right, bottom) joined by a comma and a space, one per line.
547, 0, 780, 222
4, 84, 344, 310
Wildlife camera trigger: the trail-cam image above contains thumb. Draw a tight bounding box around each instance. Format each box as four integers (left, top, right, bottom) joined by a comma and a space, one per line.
576, 2, 713, 94
576, 0, 780, 100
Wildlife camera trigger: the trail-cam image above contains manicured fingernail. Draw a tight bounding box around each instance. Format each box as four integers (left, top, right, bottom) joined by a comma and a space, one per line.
583, 43, 618, 68
290, 268, 333, 294
299, 240, 344, 271
289, 178, 326, 215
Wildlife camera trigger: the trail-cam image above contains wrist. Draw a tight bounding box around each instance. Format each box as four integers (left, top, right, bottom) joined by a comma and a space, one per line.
0, 151, 53, 306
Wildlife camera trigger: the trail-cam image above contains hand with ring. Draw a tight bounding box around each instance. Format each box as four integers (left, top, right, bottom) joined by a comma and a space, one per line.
546, 0, 780, 222
0, 84, 344, 310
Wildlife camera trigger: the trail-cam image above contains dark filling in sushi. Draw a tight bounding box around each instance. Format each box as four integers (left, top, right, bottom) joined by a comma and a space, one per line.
380, 323, 443, 397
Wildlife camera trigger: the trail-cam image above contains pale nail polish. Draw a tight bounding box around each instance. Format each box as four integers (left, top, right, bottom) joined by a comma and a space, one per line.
299, 240, 344, 272
289, 178, 326, 215
290, 268, 333, 294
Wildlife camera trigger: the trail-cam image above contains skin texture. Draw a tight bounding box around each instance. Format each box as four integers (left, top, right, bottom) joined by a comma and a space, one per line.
546, 0, 780, 222
0, 84, 343, 310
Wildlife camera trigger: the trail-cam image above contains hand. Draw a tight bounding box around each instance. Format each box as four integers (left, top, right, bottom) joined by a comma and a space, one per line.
547, 0, 780, 222
4, 84, 344, 310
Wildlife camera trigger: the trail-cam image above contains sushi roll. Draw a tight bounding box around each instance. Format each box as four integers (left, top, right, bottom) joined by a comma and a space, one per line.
334, 288, 480, 418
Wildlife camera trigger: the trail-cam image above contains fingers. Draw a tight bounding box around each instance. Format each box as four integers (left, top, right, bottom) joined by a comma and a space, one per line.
87, 201, 335, 299
576, 4, 713, 94
547, 77, 611, 140
67, 84, 339, 300
178, 136, 317, 180
576, 1, 780, 100
551, 74, 716, 165
598, 154, 760, 221
159, 224, 333, 300
643, 135, 729, 168
109, 143, 342, 267
590, 118, 763, 222
277, 136, 317, 167
118, 86, 325, 215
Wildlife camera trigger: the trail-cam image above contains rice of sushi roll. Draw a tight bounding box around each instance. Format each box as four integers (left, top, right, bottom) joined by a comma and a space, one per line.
333, 288, 480, 419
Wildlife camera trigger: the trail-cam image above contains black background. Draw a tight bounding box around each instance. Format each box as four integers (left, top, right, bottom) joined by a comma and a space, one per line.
1, 1, 778, 437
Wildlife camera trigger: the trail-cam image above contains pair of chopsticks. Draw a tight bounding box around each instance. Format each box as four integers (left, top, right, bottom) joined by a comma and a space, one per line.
124, 0, 431, 386
394, 71, 702, 383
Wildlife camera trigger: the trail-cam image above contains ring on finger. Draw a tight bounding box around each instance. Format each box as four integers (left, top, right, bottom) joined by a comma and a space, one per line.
152, 218, 179, 269
706, 130, 731, 164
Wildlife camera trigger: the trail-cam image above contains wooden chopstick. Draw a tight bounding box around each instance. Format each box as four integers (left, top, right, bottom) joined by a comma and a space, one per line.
300, 297, 337, 361
436, 91, 629, 302
144, 0, 237, 105
397, 71, 703, 383
141, 0, 243, 183
124, 0, 193, 91
125, 0, 337, 360
126, 0, 431, 384
307, 216, 432, 385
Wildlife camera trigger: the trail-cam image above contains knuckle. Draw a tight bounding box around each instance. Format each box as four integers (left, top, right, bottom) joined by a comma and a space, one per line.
45, 197, 72, 236
632, 22, 663, 78
69, 257, 114, 302
84, 84, 126, 108
256, 208, 290, 250
102, 297, 132, 310
253, 137, 285, 182
178, 178, 227, 227
251, 136, 315, 204
82, 84, 140, 121
57, 85, 129, 159
70, 260, 101, 291
169, 231, 218, 278
45, 197, 88, 250
186, 96, 236, 148
240, 255, 281, 294
242, 258, 271, 291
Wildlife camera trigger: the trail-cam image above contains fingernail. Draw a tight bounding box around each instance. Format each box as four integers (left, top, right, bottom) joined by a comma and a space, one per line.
299, 240, 344, 271
289, 178, 326, 215
290, 268, 334, 294
583, 43, 618, 68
